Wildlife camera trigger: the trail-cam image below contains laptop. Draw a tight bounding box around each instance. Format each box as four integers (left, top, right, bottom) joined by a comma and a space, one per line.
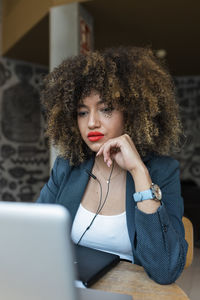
0, 202, 133, 300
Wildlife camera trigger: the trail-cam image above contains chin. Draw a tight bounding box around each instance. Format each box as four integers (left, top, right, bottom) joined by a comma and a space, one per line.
86, 142, 101, 153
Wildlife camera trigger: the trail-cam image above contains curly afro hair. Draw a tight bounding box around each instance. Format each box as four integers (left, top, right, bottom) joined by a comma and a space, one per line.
41, 46, 182, 165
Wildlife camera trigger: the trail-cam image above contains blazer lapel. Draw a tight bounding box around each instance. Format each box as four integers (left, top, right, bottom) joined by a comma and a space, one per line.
126, 171, 136, 249
58, 157, 95, 221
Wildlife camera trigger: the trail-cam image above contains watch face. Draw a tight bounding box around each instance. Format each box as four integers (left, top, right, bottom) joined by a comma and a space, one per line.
152, 184, 162, 200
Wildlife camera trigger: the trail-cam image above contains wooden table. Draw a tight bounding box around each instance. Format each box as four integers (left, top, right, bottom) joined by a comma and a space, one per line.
91, 261, 189, 300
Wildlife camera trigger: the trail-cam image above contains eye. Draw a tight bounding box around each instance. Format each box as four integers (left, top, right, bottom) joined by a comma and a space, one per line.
77, 111, 88, 117
101, 107, 114, 114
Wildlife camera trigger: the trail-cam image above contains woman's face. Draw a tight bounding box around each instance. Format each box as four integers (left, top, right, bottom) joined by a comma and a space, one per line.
77, 92, 124, 153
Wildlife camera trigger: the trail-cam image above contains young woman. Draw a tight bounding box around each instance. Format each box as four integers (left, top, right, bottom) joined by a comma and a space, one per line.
37, 46, 188, 284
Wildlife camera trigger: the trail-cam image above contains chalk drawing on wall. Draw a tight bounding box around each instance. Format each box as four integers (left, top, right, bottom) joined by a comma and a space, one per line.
0, 57, 49, 202
174, 76, 200, 186
2, 64, 41, 142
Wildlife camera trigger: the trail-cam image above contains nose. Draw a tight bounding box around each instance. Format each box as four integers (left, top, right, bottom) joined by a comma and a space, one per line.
88, 111, 101, 129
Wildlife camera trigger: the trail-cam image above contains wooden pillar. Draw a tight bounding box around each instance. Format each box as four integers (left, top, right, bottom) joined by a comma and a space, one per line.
49, 2, 93, 167
0, 0, 2, 55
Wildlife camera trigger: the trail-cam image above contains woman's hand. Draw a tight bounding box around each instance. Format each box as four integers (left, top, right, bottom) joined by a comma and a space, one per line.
97, 134, 160, 213
96, 134, 143, 172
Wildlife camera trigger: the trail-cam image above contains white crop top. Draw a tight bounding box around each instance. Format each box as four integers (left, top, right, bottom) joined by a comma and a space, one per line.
71, 204, 133, 262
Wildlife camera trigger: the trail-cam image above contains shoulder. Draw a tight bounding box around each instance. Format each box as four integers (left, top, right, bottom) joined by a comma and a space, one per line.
147, 154, 179, 169
52, 156, 93, 184
55, 156, 71, 171
52, 156, 72, 186
144, 154, 180, 183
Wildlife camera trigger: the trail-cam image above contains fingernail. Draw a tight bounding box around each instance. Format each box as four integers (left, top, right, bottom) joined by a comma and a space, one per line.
107, 160, 112, 167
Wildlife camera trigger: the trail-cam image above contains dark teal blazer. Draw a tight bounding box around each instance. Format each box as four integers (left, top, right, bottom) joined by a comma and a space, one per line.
37, 153, 188, 284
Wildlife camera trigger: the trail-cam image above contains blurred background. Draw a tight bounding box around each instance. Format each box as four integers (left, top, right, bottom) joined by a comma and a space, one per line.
0, 1, 199, 298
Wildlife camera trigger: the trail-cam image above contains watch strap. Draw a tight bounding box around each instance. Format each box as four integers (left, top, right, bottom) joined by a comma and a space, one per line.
133, 188, 153, 202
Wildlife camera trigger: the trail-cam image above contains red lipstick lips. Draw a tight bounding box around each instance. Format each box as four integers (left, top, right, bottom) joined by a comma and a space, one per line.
88, 131, 104, 142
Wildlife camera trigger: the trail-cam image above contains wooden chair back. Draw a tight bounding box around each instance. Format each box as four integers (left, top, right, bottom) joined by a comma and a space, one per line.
182, 216, 194, 268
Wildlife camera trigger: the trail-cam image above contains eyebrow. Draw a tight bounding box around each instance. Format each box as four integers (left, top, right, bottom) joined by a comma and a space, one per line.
77, 100, 105, 109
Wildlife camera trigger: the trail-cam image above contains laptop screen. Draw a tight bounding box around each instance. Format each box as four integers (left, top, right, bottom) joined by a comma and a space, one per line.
0, 202, 78, 300
0, 202, 132, 300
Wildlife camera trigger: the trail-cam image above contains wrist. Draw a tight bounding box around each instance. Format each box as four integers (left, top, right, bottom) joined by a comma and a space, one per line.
130, 161, 149, 177
137, 200, 161, 214
130, 163, 152, 192
133, 183, 162, 202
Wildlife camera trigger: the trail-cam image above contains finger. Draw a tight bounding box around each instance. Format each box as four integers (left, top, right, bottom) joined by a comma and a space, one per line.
102, 146, 112, 166
95, 144, 111, 168
96, 146, 103, 157
102, 140, 121, 165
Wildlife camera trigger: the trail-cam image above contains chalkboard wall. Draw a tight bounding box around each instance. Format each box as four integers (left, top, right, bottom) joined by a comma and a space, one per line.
0, 57, 49, 202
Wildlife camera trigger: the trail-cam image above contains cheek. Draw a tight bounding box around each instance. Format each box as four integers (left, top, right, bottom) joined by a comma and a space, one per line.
77, 119, 86, 139
117, 124, 124, 135
77, 119, 83, 135
77, 117, 83, 129
115, 116, 124, 135
107, 119, 124, 137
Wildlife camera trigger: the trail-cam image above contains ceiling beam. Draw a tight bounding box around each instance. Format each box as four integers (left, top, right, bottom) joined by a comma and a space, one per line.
2, 0, 89, 55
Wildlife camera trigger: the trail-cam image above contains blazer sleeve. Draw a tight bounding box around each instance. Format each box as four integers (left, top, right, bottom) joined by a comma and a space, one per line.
134, 156, 188, 284
36, 157, 70, 204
